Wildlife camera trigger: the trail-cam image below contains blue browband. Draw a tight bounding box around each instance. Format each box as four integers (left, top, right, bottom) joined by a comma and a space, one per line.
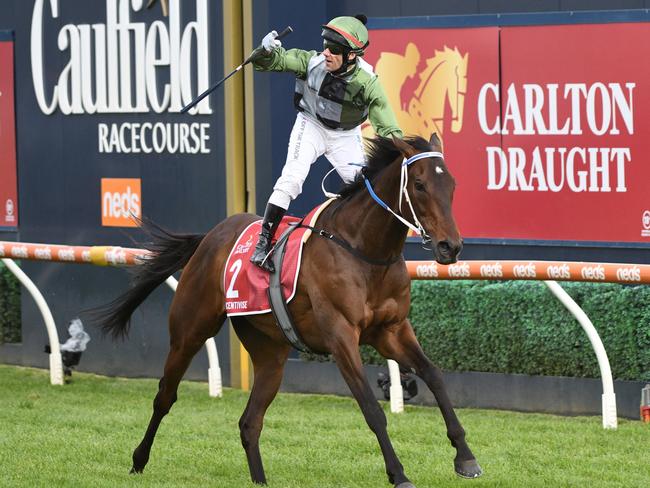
401, 151, 444, 166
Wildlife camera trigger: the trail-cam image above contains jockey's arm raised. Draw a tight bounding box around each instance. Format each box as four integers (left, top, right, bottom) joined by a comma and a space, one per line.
252, 47, 314, 78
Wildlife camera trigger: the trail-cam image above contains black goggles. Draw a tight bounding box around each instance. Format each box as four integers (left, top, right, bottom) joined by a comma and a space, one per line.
322, 40, 348, 56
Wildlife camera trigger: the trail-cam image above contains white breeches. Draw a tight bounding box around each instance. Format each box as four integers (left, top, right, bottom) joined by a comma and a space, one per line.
268, 112, 366, 210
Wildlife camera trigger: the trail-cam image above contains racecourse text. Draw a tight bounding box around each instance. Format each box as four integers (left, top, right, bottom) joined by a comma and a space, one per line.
98, 122, 211, 154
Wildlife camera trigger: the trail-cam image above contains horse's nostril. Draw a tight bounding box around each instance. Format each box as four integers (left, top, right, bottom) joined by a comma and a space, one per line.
437, 240, 462, 258
437, 240, 452, 255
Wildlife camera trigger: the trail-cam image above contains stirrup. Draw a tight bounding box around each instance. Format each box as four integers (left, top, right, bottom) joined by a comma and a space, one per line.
251, 241, 275, 273
259, 250, 276, 273
251, 249, 275, 273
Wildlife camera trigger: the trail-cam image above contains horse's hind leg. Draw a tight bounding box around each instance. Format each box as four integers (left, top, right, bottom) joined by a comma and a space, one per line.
329, 326, 414, 488
131, 310, 225, 474
232, 318, 291, 485
370, 319, 482, 479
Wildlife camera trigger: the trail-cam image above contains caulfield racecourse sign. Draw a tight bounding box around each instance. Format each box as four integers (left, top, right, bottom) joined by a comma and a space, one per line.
30, 0, 211, 154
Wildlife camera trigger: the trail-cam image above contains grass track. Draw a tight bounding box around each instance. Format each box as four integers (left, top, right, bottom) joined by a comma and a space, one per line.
0, 365, 647, 487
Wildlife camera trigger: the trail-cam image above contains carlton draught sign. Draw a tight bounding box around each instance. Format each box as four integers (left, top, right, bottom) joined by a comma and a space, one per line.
365, 22, 650, 244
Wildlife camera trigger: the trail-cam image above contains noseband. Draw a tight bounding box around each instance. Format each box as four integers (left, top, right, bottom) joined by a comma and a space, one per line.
363, 151, 444, 249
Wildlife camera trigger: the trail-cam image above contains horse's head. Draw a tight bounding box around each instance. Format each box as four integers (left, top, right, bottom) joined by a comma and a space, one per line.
392, 134, 462, 264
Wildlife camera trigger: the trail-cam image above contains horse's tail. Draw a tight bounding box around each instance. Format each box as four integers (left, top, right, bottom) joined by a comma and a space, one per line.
86, 219, 205, 340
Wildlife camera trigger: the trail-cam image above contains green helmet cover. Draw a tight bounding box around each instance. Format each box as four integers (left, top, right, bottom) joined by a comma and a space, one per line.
321, 16, 369, 54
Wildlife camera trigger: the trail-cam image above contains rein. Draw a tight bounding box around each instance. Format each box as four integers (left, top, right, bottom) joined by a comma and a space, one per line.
308, 149, 443, 264
297, 223, 402, 266
363, 151, 443, 249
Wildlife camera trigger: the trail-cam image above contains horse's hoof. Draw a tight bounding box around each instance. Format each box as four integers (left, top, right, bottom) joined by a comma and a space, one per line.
395, 483, 416, 488
129, 467, 143, 475
455, 459, 483, 479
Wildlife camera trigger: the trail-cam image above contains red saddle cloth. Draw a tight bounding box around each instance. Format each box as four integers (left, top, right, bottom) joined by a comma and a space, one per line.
223, 201, 332, 316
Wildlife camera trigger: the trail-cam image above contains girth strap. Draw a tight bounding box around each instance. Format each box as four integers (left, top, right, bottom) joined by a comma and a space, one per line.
266, 218, 401, 354
297, 223, 402, 267
267, 224, 312, 353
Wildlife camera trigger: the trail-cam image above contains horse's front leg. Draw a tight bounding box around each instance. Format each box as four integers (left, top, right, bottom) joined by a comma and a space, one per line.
329, 326, 415, 488
371, 319, 482, 479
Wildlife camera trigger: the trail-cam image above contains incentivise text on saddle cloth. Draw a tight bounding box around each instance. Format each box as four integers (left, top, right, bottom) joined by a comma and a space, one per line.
249, 14, 403, 273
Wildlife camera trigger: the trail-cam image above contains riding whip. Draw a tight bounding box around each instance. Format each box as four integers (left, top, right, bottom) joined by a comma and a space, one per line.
180, 26, 293, 113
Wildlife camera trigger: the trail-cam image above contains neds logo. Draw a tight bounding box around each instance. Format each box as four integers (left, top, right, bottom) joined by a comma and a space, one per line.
416, 263, 439, 278
546, 263, 571, 280
101, 178, 141, 227
513, 262, 536, 278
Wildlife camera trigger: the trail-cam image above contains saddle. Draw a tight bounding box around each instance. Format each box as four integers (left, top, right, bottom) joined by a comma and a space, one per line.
223, 201, 335, 351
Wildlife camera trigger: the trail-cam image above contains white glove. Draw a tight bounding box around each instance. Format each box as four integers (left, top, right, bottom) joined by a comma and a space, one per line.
262, 30, 281, 52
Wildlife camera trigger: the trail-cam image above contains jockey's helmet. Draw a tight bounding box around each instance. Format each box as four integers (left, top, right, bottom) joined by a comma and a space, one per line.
321, 14, 369, 56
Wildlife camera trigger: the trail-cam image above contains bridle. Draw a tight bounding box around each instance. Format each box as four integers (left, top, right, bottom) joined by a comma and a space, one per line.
363, 151, 444, 249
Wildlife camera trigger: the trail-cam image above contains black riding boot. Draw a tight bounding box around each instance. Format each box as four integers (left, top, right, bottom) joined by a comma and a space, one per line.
250, 203, 286, 273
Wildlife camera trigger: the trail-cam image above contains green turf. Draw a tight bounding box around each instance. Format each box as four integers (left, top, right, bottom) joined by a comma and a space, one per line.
0, 364, 647, 487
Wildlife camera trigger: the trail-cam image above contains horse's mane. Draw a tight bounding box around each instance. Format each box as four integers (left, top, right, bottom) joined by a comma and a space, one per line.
338, 135, 433, 199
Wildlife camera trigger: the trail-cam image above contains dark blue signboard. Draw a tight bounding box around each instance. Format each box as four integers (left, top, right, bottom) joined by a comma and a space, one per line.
0, 0, 228, 379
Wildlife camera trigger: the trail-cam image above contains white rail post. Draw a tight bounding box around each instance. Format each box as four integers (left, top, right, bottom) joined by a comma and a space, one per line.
387, 359, 404, 413
164, 276, 222, 397
544, 280, 617, 429
205, 338, 223, 398
2, 258, 64, 385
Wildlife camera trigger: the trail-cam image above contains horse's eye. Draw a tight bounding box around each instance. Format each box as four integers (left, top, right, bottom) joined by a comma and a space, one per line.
414, 181, 426, 192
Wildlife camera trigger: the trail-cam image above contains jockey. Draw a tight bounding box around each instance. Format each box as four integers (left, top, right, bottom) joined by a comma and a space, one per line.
250, 14, 403, 272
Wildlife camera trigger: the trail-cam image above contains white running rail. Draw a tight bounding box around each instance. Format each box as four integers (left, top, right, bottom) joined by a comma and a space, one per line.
388, 280, 618, 429
387, 359, 404, 413
544, 280, 617, 429
0, 259, 222, 396
2, 258, 63, 385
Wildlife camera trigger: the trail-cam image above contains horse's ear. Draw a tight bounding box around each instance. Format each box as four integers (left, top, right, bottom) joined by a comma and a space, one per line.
391, 135, 416, 157
429, 133, 442, 151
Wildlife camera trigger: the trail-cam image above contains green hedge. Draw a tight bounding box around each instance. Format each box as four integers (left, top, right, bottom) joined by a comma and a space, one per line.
0, 261, 21, 344
303, 281, 649, 381
358, 281, 649, 381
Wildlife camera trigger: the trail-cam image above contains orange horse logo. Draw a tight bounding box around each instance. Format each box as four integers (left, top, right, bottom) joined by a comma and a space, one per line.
363, 44, 469, 144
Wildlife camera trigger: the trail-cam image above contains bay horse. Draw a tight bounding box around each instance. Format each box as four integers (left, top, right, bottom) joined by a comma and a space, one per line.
92, 134, 482, 487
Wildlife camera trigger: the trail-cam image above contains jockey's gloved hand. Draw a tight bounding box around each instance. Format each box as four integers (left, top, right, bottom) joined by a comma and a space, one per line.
261, 30, 281, 52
